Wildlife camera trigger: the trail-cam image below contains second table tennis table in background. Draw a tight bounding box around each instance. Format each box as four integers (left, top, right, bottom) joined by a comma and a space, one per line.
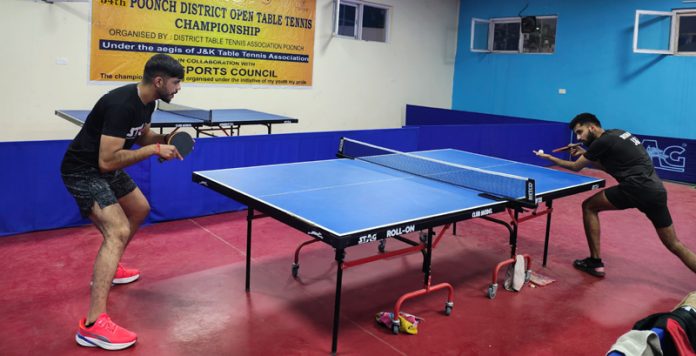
56, 101, 298, 137
192, 137, 605, 353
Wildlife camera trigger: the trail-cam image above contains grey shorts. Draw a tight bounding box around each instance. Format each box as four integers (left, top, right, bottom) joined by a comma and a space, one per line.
61, 168, 137, 217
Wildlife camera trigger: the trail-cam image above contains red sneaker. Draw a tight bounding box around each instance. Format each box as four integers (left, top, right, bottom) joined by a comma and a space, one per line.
113, 263, 140, 284
75, 313, 137, 350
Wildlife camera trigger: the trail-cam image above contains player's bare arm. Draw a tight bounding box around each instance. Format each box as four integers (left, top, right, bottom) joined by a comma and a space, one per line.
98, 135, 159, 172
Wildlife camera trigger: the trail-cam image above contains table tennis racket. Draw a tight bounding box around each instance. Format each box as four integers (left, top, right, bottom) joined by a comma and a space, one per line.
552, 143, 582, 153
158, 131, 194, 163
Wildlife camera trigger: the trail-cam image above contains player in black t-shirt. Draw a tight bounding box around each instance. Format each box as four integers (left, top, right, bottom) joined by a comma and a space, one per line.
534, 113, 696, 278
62, 54, 185, 350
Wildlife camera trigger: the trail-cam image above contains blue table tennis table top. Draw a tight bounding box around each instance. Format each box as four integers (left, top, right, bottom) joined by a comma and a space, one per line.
193, 148, 604, 244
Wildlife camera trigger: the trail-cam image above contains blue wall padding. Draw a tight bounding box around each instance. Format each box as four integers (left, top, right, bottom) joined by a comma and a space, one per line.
635, 134, 696, 183
0, 140, 86, 234
406, 104, 558, 126
415, 123, 570, 165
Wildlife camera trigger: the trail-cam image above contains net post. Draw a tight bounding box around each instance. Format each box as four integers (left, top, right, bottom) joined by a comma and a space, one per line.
337, 137, 347, 158
525, 179, 536, 202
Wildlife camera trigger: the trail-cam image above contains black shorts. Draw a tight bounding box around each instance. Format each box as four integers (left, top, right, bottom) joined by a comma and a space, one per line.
604, 184, 672, 228
61, 167, 137, 218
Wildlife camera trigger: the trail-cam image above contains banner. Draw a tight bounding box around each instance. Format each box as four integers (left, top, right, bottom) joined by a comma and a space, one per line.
90, 0, 315, 86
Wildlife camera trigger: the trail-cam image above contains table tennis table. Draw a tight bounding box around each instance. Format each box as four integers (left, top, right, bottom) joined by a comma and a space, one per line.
56, 105, 298, 137
192, 138, 605, 354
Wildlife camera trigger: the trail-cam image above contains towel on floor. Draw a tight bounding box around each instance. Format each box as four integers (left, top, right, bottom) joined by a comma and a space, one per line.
504, 255, 527, 292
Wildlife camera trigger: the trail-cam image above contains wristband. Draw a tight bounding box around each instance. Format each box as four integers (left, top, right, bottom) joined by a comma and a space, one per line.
156, 143, 160, 155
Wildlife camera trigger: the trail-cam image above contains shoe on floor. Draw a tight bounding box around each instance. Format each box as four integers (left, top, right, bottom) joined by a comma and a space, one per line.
113, 263, 140, 284
75, 313, 137, 350
573, 257, 605, 277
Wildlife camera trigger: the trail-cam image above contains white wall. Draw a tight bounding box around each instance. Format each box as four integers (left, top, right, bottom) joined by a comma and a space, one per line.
0, 0, 458, 141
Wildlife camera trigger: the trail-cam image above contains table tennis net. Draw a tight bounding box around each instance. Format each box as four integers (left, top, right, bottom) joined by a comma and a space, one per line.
158, 101, 211, 122
339, 138, 535, 202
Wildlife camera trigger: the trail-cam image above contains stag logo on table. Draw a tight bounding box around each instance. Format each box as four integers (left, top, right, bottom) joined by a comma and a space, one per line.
357, 233, 377, 245
643, 139, 686, 173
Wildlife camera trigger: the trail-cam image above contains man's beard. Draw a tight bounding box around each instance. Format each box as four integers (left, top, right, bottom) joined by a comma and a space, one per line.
584, 131, 598, 146
158, 87, 174, 103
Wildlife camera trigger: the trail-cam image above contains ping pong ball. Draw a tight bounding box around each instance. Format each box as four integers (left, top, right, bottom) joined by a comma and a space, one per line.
537, 149, 544, 154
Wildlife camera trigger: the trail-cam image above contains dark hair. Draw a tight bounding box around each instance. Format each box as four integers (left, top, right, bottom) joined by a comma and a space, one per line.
143, 54, 185, 83
569, 113, 601, 129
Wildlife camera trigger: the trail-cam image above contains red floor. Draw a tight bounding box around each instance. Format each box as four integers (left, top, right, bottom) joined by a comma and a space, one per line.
1, 169, 695, 355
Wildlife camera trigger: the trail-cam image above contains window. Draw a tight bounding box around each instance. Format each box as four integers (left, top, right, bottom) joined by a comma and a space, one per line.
523, 17, 557, 53
677, 13, 696, 52
470, 18, 490, 52
470, 16, 557, 54
337, 2, 358, 37
634, 9, 696, 55
334, 0, 390, 42
492, 19, 521, 52
361, 5, 387, 42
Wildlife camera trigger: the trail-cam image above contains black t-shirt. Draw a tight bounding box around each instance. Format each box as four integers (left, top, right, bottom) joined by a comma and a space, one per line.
583, 129, 663, 189
61, 84, 155, 173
